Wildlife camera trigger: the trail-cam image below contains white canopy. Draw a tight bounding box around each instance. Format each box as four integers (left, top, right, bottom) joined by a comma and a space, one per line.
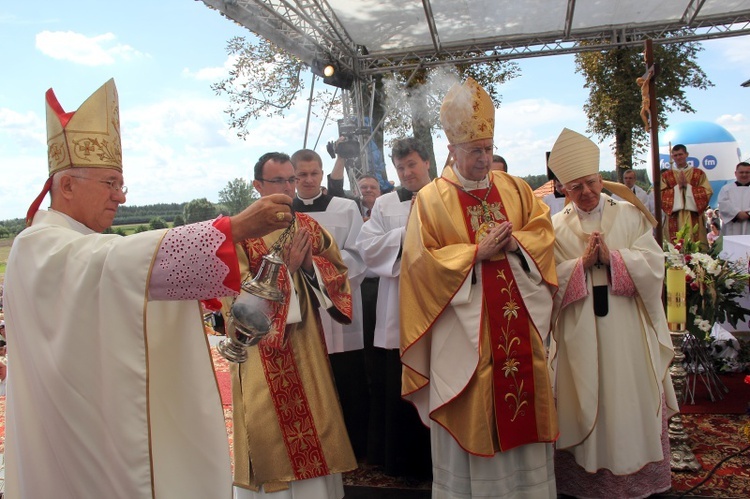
201, 0, 750, 76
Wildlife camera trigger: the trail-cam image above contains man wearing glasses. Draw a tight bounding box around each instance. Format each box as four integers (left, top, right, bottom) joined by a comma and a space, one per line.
548, 128, 676, 499
226, 151, 356, 498
3, 79, 293, 498
400, 78, 559, 498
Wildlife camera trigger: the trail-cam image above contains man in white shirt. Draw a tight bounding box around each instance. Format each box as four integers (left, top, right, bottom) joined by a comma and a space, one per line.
291, 148, 369, 460
613, 169, 655, 216
718, 161, 750, 235
356, 136, 432, 479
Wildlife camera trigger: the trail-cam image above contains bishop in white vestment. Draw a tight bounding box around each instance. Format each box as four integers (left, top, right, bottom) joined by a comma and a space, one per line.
547, 128, 677, 499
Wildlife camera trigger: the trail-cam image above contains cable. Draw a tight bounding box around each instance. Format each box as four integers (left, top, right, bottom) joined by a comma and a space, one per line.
677, 443, 750, 498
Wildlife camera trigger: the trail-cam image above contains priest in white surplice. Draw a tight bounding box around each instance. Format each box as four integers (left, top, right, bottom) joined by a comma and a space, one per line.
2, 79, 293, 499
290, 148, 369, 459
355, 136, 432, 479
718, 161, 750, 235
547, 128, 678, 499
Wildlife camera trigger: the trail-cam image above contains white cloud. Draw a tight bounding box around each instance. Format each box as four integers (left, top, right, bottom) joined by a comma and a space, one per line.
183, 55, 239, 82
0, 108, 45, 150
35, 31, 147, 66
712, 36, 750, 66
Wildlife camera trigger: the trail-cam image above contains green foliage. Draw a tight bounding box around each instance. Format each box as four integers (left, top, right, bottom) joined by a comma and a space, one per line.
212, 37, 311, 139
0, 218, 25, 237
184, 198, 217, 224
575, 37, 712, 170
213, 37, 519, 180
219, 178, 255, 215
173, 214, 185, 227
149, 217, 168, 230
113, 202, 185, 225
114, 228, 127, 236
0, 226, 9, 238
134, 225, 149, 234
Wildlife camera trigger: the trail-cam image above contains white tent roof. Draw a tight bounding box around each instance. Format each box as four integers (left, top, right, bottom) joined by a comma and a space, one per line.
201, 0, 750, 76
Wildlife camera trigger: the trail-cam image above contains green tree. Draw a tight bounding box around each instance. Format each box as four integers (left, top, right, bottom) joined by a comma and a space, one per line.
0, 226, 9, 238
173, 214, 185, 227
184, 198, 217, 224
149, 217, 168, 230
576, 37, 712, 179
134, 225, 149, 233
114, 228, 127, 236
218, 178, 255, 215
213, 37, 519, 180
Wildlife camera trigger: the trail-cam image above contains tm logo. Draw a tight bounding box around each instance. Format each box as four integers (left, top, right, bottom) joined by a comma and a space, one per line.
702, 155, 718, 170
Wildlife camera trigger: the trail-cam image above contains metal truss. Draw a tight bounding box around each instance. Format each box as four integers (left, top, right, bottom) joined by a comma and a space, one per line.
203, 1, 750, 78
200, 0, 750, 184
201, 0, 360, 74
357, 17, 750, 75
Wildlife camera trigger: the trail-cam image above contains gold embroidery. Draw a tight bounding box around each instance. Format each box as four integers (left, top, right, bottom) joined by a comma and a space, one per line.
468, 201, 507, 242
495, 270, 529, 422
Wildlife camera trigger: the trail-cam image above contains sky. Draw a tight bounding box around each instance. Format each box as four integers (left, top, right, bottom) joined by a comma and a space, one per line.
1, 0, 749, 221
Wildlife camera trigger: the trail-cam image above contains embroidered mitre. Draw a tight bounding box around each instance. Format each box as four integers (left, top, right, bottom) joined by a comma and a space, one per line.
439, 77, 494, 145
46, 78, 122, 175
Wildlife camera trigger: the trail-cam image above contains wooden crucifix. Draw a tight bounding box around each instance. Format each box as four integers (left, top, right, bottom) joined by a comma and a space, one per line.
643, 39, 663, 248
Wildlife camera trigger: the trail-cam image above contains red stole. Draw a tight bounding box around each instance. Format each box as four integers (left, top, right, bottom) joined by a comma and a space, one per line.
241, 232, 331, 480
661, 169, 710, 241
455, 185, 540, 451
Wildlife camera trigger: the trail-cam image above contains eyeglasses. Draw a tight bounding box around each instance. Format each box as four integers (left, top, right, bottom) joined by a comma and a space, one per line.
69, 175, 128, 194
565, 178, 600, 194
456, 144, 496, 159
259, 177, 297, 185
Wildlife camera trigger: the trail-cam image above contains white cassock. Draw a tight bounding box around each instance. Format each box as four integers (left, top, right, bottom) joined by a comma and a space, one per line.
355, 189, 411, 349
542, 192, 566, 216
551, 195, 678, 475
295, 195, 366, 352
612, 184, 655, 216
3, 209, 233, 499
718, 182, 750, 235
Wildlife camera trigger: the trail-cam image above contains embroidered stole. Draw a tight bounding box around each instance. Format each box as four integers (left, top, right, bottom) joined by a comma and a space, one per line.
242, 231, 331, 480
456, 186, 540, 451
662, 169, 709, 241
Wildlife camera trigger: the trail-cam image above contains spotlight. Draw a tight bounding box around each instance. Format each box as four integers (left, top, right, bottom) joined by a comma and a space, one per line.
310, 59, 354, 90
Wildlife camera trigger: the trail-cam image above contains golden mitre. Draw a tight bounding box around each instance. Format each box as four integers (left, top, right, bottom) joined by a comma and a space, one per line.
547, 128, 599, 184
439, 77, 494, 145
46, 78, 122, 176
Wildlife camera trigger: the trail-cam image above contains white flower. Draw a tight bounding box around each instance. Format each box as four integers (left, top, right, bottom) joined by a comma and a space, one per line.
697, 319, 712, 333
725, 278, 735, 288
689, 305, 698, 315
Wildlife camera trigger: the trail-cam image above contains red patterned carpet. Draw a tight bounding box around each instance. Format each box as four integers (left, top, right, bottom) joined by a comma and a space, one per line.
0, 346, 747, 498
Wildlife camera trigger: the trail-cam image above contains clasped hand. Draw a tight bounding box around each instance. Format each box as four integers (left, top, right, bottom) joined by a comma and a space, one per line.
477, 221, 518, 261
285, 227, 313, 275
583, 231, 610, 269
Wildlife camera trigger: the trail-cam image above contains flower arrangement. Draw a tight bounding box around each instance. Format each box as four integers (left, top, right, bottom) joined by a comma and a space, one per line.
664, 222, 750, 343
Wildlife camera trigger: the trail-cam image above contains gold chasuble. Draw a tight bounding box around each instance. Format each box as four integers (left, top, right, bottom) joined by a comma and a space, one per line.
229, 213, 356, 492
400, 167, 558, 456
659, 167, 712, 247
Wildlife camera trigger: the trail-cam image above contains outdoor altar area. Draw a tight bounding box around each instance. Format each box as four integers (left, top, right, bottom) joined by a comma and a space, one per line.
683, 234, 750, 405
